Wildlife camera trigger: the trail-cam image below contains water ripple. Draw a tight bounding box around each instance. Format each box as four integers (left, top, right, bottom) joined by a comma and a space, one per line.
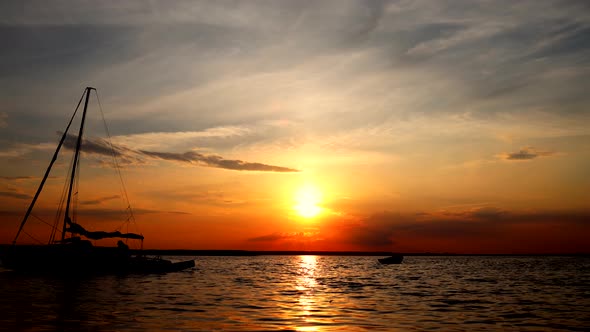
1, 256, 589, 331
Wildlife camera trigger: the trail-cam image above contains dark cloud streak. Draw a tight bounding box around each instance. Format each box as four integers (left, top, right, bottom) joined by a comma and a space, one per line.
0, 176, 36, 181
0, 191, 32, 200
247, 232, 315, 242
0, 208, 190, 218
247, 208, 590, 250
63, 132, 124, 157
80, 195, 120, 205
62, 133, 299, 172
502, 147, 554, 160
139, 150, 298, 172
360, 209, 590, 241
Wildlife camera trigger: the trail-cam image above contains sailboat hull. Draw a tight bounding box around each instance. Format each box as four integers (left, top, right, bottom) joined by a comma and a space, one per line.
6, 88, 196, 275
1, 244, 195, 275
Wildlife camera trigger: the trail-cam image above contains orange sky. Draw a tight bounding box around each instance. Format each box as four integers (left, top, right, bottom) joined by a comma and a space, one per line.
1, 1, 589, 253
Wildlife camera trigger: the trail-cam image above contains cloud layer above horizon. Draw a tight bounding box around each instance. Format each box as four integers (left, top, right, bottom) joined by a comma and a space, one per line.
1, 0, 588, 141
61, 132, 299, 172
1, 1, 589, 251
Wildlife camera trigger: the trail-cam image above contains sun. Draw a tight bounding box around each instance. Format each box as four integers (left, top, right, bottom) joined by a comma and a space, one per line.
294, 184, 322, 218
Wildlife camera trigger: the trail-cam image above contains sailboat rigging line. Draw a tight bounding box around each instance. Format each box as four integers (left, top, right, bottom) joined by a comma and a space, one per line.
62, 87, 95, 241
72, 153, 81, 225
94, 90, 141, 234
4, 87, 196, 274
22, 230, 43, 244
30, 213, 57, 230
50, 149, 76, 244
12, 90, 87, 245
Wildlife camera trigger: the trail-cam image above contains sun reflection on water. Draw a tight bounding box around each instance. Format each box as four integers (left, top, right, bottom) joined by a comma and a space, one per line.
297, 255, 318, 291
2, 257, 584, 331
295, 255, 323, 331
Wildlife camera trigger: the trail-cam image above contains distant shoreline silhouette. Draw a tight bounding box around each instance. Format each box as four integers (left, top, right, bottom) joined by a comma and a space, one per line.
135, 250, 590, 257
2, 246, 584, 257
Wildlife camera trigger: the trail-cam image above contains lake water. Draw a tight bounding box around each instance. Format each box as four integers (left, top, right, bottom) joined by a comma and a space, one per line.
1, 256, 589, 331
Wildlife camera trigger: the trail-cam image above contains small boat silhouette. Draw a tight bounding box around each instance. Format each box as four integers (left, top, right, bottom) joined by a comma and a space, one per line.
378, 254, 403, 264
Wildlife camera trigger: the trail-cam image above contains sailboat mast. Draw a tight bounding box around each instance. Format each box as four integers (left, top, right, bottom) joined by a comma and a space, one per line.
61, 87, 94, 241
11, 91, 86, 245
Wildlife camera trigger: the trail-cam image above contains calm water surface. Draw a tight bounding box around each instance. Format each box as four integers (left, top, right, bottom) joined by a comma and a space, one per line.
1, 256, 589, 331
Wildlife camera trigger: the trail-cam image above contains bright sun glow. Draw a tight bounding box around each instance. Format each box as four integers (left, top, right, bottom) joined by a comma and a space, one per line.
294, 185, 322, 218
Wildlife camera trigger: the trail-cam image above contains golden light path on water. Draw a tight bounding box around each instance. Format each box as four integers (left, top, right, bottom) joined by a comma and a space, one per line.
1, 256, 588, 331
295, 255, 321, 332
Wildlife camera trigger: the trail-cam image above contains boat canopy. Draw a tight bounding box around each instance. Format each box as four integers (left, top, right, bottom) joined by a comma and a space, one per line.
65, 217, 144, 240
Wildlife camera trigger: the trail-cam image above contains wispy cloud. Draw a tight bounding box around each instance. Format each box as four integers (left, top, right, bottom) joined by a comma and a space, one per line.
110, 126, 255, 151
1, 1, 589, 253
406, 23, 503, 57
0, 129, 299, 172
62, 133, 299, 172
80, 195, 120, 205
2, 0, 589, 157
0, 176, 36, 181
247, 207, 590, 252
0, 207, 190, 218
440, 206, 509, 220
139, 150, 298, 172
247, 232, 319, 242
331, 208, 590, 251
63, 132, 125, 157
0, 190, 31, 200
0, 142, 56, 158
501, 147, 555, 160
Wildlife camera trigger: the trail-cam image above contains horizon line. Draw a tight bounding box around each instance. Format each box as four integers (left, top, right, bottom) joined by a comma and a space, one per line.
1, 245, 587, 257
